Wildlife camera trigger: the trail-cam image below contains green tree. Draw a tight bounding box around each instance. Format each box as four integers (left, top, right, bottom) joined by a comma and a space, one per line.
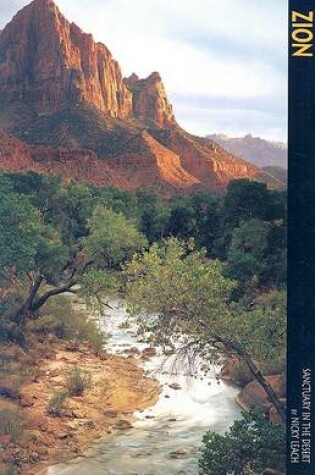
224, 179, 270, 226
229, 220, 269, 258
83, 206, 148, 268
0, 184, 43, 275
125, 239, 286, 422
200, 409, 286, 475
0, 187, 146, 327
225, 220, 269, 289
225, 252, 259, 283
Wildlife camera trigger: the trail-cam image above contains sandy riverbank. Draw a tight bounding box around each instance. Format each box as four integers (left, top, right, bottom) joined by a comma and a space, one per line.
0, 340, 160, 475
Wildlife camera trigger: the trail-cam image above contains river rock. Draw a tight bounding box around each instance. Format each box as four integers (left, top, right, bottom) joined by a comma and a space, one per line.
142, 347, 157, 357
27, 413, 50, 432
72, 409, 85, 419
168, 449, 189, 459
20, 394, 35, 408
220, 357, 240, 381
236, 375, 286, 420
200, 363, 210, 371
169, 383, 182, 390
57, 432, 69, 440
115, 419, 133, 430
125, 347, 140, 355
103, 409, 118, 418
30, 451, 41, 462
36, 446, 50, 457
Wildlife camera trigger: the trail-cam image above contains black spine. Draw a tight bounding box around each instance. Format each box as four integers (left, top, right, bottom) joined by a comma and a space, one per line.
288, 1, 315, 473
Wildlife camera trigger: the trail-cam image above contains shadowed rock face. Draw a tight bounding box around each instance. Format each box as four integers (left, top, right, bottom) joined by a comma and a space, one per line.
0, 0, 173, 127
0, 0, 282, 196
0, 0, 131, 116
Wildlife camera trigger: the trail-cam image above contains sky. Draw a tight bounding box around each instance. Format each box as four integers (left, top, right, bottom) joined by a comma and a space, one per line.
0, 0, 288, 142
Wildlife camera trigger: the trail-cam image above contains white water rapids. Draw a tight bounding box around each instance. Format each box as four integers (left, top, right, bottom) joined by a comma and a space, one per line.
45, 303, 241, 475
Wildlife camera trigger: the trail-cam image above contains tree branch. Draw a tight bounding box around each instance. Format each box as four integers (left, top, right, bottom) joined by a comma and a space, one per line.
31, 278, 77, 312
31, 260, 94, 312
198, 319, 286, 423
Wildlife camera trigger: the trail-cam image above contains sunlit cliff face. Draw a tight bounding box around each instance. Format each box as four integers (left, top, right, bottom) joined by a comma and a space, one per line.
0, 0, 281, 196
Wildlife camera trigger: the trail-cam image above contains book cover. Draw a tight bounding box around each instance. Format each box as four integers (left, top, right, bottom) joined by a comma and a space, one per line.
0, 1, 308, 475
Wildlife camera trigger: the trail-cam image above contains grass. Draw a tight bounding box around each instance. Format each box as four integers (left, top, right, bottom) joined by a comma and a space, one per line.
0, 466, 19, 475
29, 296, 106, 351
66, 367, 92, 396
0, 408, 24, 442
47, 389, 69, 417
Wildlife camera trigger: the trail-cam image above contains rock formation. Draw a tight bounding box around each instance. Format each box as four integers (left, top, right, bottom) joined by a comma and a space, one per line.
0, 0, 173, 127
125, 72, 176, 127
0, 0, 282, 195
0, 0, 132, 117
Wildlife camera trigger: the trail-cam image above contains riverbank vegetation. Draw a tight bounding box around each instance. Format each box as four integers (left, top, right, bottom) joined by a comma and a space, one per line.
200, 409, 286, 475
0, 171, 286, 474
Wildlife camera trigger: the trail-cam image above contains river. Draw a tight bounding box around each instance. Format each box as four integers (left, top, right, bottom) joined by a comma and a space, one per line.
45, 303, 241, 475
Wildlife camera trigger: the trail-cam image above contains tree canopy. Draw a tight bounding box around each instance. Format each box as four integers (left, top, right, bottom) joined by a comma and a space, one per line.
0, 174, 148, 337
125, 238, 286, 421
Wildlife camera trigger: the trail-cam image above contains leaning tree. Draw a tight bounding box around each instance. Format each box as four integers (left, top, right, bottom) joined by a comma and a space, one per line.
124, 238, 286, 423
0, 178, 147, 329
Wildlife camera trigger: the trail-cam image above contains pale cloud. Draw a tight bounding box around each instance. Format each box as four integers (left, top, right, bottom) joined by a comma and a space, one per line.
0, 0, 288, 141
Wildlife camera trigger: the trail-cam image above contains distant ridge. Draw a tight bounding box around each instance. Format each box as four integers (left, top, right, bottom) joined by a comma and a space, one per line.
207, 134, 287, 169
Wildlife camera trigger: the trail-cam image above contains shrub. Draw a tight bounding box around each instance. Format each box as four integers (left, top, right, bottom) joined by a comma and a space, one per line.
260, 357, 286, 377
47, 390, 69, 417
0, 375, 24, 400
0, 408, 24, 442
0, 351, 25, 400
0, 466, 19, 475
66, 367, 92, 396
200, 409, 286, 475
31, 296, 106, 351
229, 360, 254, 387
0, 287, 29, 346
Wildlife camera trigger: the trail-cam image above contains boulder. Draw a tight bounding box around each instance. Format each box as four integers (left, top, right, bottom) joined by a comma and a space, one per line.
142, 347, 157, 357
103, 409, 118, 418
27, 413, 50, 432
236, 375, 286, 422
114, 419, 133, 430
20, 394, 35, 408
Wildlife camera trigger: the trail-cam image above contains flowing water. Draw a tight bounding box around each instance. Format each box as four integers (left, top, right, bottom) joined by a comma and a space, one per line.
45, 304, 241, 475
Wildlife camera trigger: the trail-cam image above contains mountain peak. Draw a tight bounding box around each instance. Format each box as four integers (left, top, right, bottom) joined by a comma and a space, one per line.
15, 0, 60, 19
0, 0, 175, 127
126, 72, 176, 127
30, 0, 57, 7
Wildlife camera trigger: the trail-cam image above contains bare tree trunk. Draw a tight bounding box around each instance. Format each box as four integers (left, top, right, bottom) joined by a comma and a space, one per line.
16, 261, 92, 327
31, 281, 77, 312
19, 274, 44, 326
199, 320, 286, 424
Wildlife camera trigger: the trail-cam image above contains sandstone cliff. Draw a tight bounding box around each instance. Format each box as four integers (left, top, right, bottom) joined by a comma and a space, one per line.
0, 0, 174, 128
0, 0, 132, 117
0, 130, 199, 196
125, 72, 176, 127
0, 0, 281, 195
